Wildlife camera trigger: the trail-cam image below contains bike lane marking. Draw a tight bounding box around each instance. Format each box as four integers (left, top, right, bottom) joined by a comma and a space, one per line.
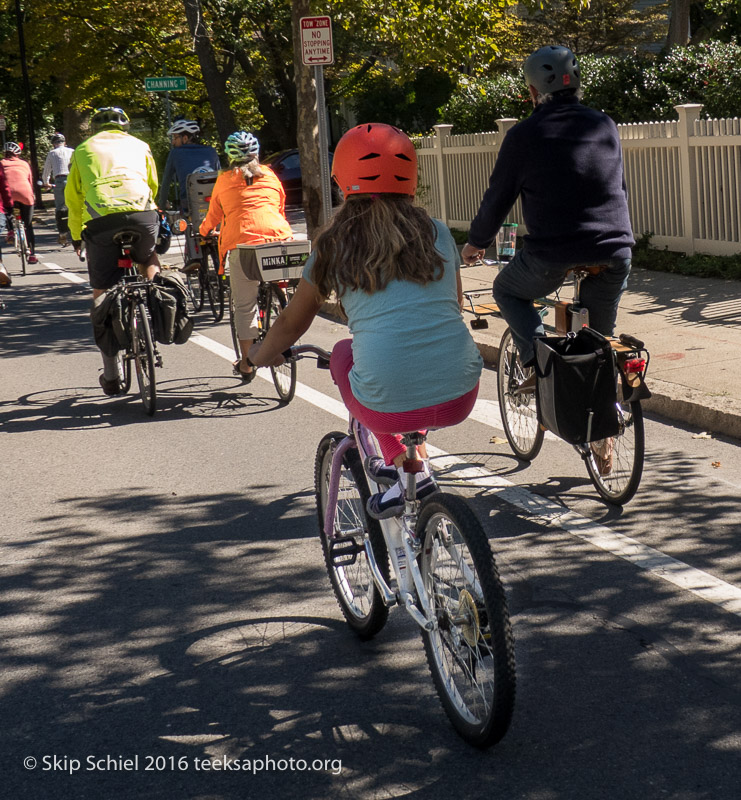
43, 261, 88, 284
188, 330, 741, 618
41, 261, 741, 620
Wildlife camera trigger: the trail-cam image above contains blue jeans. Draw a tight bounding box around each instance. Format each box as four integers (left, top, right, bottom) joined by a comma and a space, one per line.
493, 250, 631, 366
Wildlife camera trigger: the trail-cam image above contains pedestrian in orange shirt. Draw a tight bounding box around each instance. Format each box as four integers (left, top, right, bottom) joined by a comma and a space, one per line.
199, 131, 292, 382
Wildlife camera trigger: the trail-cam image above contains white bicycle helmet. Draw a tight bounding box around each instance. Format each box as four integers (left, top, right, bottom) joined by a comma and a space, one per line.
4, 142, 21, 156
524, 46, 581, 95
167, 119, 200, 137
224, 131, 259, 164
51, 133, 66, 145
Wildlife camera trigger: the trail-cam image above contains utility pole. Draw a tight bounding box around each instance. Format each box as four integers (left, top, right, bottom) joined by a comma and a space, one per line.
14, 0, 42, 207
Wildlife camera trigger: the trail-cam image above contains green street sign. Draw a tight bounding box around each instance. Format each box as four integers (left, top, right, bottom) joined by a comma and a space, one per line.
145, 76, 187, 92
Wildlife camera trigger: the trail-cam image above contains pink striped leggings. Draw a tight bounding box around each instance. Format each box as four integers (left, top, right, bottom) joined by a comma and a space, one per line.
329, 339, 479, 465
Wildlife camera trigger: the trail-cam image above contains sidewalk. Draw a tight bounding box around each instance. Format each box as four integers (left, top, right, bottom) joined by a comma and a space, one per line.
27, 200, 741, 441
460, 260, 741, 441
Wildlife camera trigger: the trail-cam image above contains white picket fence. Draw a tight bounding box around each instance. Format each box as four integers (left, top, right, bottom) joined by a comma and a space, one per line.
415, 104, 741, 256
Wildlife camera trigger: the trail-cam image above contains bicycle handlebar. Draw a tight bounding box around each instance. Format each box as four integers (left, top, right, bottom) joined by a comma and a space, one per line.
285, 344, 331, 368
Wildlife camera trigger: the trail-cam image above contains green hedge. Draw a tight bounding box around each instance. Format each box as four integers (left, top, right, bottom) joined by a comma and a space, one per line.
440, 41, 741, 131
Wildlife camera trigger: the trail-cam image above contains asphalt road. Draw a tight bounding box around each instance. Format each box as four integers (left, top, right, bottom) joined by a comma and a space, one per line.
1, 234, 740, 800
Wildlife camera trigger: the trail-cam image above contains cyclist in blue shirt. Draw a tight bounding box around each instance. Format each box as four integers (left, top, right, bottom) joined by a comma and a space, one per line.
157, 120, 220, 267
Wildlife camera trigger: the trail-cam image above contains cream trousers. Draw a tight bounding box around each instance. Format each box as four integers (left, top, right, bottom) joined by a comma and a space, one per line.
228, 249, 260, 340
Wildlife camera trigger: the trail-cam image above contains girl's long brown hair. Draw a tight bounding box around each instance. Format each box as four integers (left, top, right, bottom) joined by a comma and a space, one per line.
310, 195, 444, 299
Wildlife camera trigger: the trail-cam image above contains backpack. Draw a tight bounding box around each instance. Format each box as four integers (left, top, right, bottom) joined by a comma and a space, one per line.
534, 327, 620, 444
148, 269, 193, 345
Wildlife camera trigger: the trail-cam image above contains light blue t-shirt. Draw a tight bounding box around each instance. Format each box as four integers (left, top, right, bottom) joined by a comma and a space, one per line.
303, 218, 482, 413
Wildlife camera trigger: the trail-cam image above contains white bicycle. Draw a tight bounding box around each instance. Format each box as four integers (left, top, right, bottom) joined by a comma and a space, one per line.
290, 344, 516, 748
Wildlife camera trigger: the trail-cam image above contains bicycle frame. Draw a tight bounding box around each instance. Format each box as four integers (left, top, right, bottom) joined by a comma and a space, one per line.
323, 422, 438, 631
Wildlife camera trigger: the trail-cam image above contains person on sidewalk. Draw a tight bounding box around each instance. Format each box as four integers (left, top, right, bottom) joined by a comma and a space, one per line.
42, 133, 75, 246
157, 119, 220, 269
65, 106, 160, 396
1, 142, 38, 265
461, 45, 634, 376
199, 130, 291, 382
0, 161, 13, 285
247, 123, 483, 520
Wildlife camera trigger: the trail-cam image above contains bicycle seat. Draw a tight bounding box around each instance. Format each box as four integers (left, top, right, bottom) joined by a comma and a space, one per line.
112, 230, 141, 247
566, 265, 607, 276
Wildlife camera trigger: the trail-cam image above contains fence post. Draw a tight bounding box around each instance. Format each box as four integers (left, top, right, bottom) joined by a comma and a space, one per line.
674, 103, 702, 255
496, 118, 518, 136
433, 124, 452, 225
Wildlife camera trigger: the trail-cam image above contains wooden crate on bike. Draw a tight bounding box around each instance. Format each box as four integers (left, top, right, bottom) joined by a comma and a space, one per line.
235, 240, 311, 282
186, 171, 219, 230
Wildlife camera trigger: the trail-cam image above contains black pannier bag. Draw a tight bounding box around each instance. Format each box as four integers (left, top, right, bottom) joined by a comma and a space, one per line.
534, 327, 620, 444
90, 287, 130, 356
148, 269, 193, 345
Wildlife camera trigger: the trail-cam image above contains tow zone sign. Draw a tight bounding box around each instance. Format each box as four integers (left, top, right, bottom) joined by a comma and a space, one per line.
300, 16, 334, 66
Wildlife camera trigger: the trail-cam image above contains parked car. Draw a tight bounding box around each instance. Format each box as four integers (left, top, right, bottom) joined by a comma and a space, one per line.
265, 149, 339, 206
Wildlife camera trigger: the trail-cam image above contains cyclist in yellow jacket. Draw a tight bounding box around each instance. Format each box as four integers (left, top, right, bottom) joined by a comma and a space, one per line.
65, 107, 161, 396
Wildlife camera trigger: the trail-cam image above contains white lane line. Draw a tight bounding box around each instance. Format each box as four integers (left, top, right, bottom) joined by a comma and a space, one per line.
44, 262, 741, 620
188, 332, 741, 619
43, 261, 88, 285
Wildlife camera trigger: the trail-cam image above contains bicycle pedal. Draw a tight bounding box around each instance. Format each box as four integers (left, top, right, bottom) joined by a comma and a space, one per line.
329, 536, 363, 566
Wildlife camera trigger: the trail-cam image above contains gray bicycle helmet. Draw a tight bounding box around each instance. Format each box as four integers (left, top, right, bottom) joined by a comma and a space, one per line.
51, 132, 66, 145
4, 141, 21, 156
524, 46, 580, 95
91, 106, 130, 131
167, 119, 200, 137
224, 131, 259, 164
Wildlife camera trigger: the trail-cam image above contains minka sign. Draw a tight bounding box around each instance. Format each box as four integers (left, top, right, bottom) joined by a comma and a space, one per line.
300, 16, 334, 66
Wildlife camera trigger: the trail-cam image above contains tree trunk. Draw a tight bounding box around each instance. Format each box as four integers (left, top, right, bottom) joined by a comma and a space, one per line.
666, 0, 691, 47
291, 0, 323, 238
63, 107, 89, 148
182, 0, 237, 141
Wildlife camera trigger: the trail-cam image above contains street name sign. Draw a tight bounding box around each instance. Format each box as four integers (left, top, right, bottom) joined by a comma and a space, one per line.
145, 77, 187, 92
300, 16, 334, 66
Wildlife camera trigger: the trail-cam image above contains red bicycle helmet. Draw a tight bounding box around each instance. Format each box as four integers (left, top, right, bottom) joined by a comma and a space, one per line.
332, 123, 417, 197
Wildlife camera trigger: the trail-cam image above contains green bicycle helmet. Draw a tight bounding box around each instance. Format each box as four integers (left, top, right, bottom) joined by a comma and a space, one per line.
91, 107, 131, 132
524, 46, 580, 95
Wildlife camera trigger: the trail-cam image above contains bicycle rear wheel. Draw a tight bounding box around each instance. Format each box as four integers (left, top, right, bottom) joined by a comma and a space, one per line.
263, 284, 296, 403
584, 397, 644, 505
497, 328, 544, 461
187, 268, 204, 312
417, 493, 516, 748
314, 432, 389, 640
131, 299, 157, 416
228, 293, 240, 362
15, 223, 27, 276
204, 245, 225, 322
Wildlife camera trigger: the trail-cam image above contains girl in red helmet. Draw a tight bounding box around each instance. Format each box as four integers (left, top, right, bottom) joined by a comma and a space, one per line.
249, 123, 482, 519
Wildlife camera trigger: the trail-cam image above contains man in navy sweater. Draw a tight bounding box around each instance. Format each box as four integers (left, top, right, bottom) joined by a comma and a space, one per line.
158, 120, 220, 268
462, 46, 634, 369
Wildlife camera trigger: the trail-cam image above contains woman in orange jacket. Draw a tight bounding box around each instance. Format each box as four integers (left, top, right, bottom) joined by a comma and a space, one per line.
199, 131, 292, 381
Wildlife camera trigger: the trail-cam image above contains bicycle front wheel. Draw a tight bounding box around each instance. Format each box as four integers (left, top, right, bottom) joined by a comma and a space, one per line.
497, 328, 544, 461
417, 493, 516, 749
204, 245, 225, 322
131, 300, 157, 416
264, 284, 296, 403
584, 398, 644, 505
314, 432, 389, 640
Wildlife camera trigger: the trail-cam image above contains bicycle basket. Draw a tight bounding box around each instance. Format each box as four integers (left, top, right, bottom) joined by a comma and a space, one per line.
235, 240, 311, 282
534, 327, 620, 444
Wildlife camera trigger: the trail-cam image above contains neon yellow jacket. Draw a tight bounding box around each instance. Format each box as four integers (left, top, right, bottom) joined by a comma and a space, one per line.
65, 129, 158, 240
